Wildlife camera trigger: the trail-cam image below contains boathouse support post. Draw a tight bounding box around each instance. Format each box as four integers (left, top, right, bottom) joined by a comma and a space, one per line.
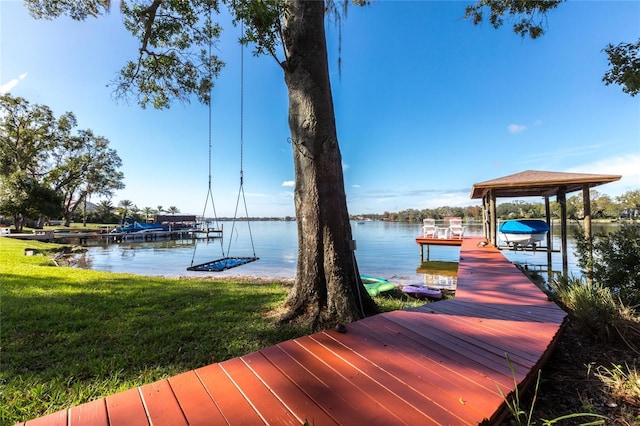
482, 196, 489, 241
558, 188, 568, 276
545, 195, 553, 282
582, 184, 593, 280
489, 190, 497, 246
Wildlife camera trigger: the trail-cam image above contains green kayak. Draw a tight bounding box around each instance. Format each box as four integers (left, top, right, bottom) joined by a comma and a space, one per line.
361, 275, 396, 297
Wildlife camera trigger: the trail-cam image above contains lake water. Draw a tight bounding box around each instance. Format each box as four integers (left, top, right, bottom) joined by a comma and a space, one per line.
78, 220, 606, 286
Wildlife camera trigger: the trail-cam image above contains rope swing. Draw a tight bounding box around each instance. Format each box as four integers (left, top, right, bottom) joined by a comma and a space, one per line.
188, 19, 258, 272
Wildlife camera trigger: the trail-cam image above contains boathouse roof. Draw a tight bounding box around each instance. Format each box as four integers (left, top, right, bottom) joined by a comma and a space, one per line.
470, 170, 622, 199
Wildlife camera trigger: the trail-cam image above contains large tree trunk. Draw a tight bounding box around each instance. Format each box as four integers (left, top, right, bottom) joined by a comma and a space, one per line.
280, 0, 378, 330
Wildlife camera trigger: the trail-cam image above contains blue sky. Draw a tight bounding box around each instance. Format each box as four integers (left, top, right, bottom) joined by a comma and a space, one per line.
2, 1, 639, 217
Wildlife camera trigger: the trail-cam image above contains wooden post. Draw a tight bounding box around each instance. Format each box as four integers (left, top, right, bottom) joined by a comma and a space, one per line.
545, 195, 553, 283
482, 196, 489, 241
558, 188, 568, 276
583, 184, 593, 280
489, 190, 497, 246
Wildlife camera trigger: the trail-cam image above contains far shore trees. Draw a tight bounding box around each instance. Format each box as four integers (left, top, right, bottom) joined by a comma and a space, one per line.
0, 94, 124, 231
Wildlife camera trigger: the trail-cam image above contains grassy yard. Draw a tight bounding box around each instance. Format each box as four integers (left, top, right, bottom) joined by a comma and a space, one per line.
0, 237, 312, 424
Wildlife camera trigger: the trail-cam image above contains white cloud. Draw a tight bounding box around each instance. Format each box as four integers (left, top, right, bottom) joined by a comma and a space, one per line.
352, 184, 361, 188
282, 180, 295, 187
508, 124, 527, 134
0, 73, 27, 94
564, 153, 640, 195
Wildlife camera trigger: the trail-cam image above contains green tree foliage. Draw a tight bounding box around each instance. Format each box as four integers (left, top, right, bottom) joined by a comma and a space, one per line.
0, 94, 124, 230
574, 223, 640, 308
0, 172, 63, 230
617, 189, 640, 219
496, 200, 546, 220
464, 0, 563, 39
603, 39, 640, 97
93, 199, 118, 223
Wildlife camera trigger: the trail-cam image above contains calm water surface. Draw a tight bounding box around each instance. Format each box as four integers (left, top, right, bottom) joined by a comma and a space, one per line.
79, 221, 608, 286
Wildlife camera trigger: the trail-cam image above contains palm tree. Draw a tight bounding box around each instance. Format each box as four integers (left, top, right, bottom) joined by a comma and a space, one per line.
167, 206, 180, 215
117, 199, 134, 221
94, 199, 115, 223
141, 207, 154, 222
156, 205, 164, 214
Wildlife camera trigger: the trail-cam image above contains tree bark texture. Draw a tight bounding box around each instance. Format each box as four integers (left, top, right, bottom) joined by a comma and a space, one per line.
280, 0, 377, 329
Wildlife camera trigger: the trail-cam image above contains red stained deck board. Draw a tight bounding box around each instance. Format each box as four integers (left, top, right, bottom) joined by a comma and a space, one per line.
24, 410, 68, 426
380, 311, 531, 379
294, 333, 474, 425
415, 237, 463, 246
105, 387, 148, 426
358, 314, 514, 391
68, 399, 109, 426
309, 330, 492, 423
331, 321, 504, 404
218, 357, 300, 425
406, 310, 549, 366
195, 362, 265, 424
168, 370, 227, 425
277, 338, 419, 424
241, 351, 339, 425
422, 299, 566, 325
138, 380, 187, 426
419, 302, 564, 346
259, 344, 372, 422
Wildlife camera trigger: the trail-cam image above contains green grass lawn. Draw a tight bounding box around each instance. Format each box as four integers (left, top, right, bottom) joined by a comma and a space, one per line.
0, 237, 311, 424
0, 237, 422, 424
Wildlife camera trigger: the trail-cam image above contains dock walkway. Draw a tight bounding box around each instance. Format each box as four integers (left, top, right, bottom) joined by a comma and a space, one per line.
18, 237, 567, 425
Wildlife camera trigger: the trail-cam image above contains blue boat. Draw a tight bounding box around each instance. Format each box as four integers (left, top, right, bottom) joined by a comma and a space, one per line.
113, 218, 168, 233
499, 219, 549, 247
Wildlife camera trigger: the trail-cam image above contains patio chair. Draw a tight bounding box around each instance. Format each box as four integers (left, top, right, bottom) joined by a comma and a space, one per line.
422, 218, 436, 238
448, 217, 464, 239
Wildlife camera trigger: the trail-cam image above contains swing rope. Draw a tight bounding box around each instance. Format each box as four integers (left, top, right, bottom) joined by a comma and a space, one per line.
225, 20, 257, 260
189, 5, 225, 268
188, 16, 258, 272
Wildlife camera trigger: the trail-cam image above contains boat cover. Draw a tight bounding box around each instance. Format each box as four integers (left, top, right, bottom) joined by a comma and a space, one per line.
187, 257, 259, 272
499, 219, 549, 234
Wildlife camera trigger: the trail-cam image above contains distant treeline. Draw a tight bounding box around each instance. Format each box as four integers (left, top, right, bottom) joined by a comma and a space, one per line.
351, 189, 640, 223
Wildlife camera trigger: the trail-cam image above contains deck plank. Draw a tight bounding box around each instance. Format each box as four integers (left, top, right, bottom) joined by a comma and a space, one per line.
68, 399, 109, 426
195, 362, 265, 424
105, 388, 148, 426
314, 325, 504, 418
24, 410, 68, 426
293, 333, 472, 424
219, 357, 300, 425
168, 370, 227, 425
260, 343, 404, 424
309, 329, 486, 423
241, 351, 339, 425
138, 380, 187, 426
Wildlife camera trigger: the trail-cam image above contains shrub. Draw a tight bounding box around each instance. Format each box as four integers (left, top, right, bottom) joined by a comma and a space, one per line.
573, 223, 640, 309
551, 275, 640, 349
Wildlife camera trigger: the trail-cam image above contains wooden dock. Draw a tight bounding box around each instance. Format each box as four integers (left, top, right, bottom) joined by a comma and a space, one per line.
416, 235, 464, 261
17, 237, 567, 425
2, 228, 212, 244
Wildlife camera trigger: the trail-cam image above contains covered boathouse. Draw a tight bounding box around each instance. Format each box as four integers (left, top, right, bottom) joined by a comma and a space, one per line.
470, 169, 621, 276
